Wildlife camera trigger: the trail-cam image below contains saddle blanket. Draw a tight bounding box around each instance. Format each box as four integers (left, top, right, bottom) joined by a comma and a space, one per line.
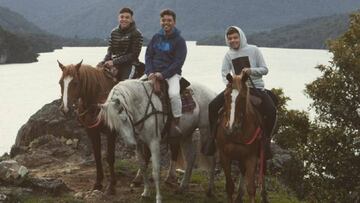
181, 88, 196, 113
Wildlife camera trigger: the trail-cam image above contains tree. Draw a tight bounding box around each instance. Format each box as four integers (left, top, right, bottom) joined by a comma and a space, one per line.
304, 11, 360, 202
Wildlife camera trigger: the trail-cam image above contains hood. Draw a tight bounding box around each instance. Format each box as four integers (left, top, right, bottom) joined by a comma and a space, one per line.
224, 26, 248, 50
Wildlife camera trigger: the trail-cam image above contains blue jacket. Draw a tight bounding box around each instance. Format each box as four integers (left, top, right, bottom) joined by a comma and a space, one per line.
145, 27, 187, 79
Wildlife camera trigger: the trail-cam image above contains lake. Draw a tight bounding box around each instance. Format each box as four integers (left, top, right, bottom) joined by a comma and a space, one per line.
0, 42, 332, 155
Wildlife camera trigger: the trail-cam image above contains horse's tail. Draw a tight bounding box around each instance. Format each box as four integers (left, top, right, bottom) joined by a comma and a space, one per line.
98, 100, 136, 145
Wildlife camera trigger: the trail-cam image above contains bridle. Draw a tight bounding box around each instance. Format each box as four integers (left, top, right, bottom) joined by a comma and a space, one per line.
116, 82, 167, 139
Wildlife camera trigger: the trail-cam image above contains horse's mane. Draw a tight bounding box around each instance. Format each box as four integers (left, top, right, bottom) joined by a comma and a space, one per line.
76, 65, 111, 104
110, 80, 153, 110
224, 75, 255, 121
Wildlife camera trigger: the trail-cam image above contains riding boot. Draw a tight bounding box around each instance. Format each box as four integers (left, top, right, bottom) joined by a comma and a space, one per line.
264, 136, 273, 160
168, 117, 182, 142
263, 116, 275, 160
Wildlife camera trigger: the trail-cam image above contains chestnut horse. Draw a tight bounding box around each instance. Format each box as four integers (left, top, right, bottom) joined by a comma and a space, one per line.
215, 72, 268, 203
58, 60, 118, 194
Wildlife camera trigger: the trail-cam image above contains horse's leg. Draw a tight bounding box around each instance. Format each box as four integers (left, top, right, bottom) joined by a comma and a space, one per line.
219, 151, 234, 203
138, 143, 151, 198
178, 134, 196, 193
244, 156, 257, 203
105, 131, 116, 195
165, 142, 180, 185
131, 146, 144, 187
261, 160, 269, 203
149, 140, 162, 203
235, 163, 246, 203
87, 129, 103, 190
205, 155, 216, 197
199, 126, 216, 197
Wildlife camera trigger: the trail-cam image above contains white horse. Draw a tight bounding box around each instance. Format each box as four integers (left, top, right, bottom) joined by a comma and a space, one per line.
99, 79, 216, 203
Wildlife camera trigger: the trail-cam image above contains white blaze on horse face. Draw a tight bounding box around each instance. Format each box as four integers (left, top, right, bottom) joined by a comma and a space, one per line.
62, 76, 73, 113
229, 89, 239, 128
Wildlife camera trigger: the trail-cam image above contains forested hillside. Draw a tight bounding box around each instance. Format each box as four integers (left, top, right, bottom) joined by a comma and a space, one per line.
197, 14, 349, 49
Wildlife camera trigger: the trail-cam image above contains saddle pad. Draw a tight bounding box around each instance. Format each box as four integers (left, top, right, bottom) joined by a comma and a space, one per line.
181, 88, 196, 113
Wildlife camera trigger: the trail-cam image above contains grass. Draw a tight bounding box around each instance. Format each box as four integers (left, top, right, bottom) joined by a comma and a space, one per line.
18, 194, 82, 203
15, 159, 305, 203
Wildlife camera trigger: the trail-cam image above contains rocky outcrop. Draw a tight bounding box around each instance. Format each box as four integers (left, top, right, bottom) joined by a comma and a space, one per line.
10, 99, 136, 166
11, 99, 91, 159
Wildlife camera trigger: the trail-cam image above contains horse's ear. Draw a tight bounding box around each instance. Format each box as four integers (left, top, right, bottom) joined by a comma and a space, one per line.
57, 60, 66, 71
241, 71, 249, 83
75, 59, 83, 72
226, 73, 233, 83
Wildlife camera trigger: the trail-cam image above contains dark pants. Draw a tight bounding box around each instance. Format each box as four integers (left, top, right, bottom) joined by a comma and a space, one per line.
116, 64, 133, 81
208, 88, 276, 138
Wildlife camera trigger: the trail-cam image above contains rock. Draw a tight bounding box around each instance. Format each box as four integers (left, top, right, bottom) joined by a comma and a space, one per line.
60, 136, 67, 143
24, 177, 71, 195
11, 99, 90, 158
0, 193, 8, 201
73, 138, 79, 148
84, 190, 106, 201
66, 139, 73, 145
74, 191, 84, 199
0, 186, 33, 201
0, 160, 28, 184
18, 166, 29, 178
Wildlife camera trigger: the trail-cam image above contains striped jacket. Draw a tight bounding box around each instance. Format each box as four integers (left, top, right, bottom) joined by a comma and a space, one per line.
103, 22, 143, 66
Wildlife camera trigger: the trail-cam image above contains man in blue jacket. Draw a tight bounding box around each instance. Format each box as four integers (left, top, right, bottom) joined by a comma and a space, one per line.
145, 9, 187, 137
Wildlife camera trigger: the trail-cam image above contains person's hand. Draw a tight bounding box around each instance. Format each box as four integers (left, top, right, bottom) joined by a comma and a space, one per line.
104, 60, 114, 67
154, 72, 163, 80
148, 73, 155, 80
242, 68, 251, 75
149, 72, 163, 80
96, 61, 105, 68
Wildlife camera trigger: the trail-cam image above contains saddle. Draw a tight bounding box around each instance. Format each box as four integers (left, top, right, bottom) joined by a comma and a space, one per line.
100, 62, 145, 81
217, 89, 278, 136
153, 77, 196, 116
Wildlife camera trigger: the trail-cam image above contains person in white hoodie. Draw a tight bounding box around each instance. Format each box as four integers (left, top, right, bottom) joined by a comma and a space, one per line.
207, 26, 276, 158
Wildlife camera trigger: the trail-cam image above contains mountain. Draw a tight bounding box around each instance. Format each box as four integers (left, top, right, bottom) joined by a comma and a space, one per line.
196, 13, 350, 49
0, 0, 359, 40
0, 6, 107, 64
0, 25, 38, 63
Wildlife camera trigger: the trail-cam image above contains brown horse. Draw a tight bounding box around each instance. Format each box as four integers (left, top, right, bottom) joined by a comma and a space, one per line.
58, 60, 118, 194
215, 72, 268, 203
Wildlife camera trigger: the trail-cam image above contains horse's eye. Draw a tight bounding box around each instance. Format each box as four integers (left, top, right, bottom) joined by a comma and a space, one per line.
118, 106, 124, 114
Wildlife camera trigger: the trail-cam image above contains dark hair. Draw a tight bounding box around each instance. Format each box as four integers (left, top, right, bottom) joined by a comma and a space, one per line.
226, 27, 239, 37
119, 7, 133, 16
160, 9, 176, 21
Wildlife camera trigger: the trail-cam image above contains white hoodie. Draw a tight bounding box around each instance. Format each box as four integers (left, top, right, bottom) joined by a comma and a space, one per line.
221, 26, 268, 89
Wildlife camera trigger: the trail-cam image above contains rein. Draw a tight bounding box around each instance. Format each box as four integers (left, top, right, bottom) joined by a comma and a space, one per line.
122, 82, 167, 138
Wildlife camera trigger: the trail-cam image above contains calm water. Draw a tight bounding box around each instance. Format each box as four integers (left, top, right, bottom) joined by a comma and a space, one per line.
0, 42, 332, 155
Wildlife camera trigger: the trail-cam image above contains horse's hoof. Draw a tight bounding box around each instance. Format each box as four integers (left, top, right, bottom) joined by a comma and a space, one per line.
140, 193, 151, 199
261, 198, 270, 203
206, 189, 215, 197
130, 181, 142, 188
165, 176, 177, 185
105, 185, 116, 196
131, 176, 143, 187
93, 183, 103, 191
175, 186, 187, 194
